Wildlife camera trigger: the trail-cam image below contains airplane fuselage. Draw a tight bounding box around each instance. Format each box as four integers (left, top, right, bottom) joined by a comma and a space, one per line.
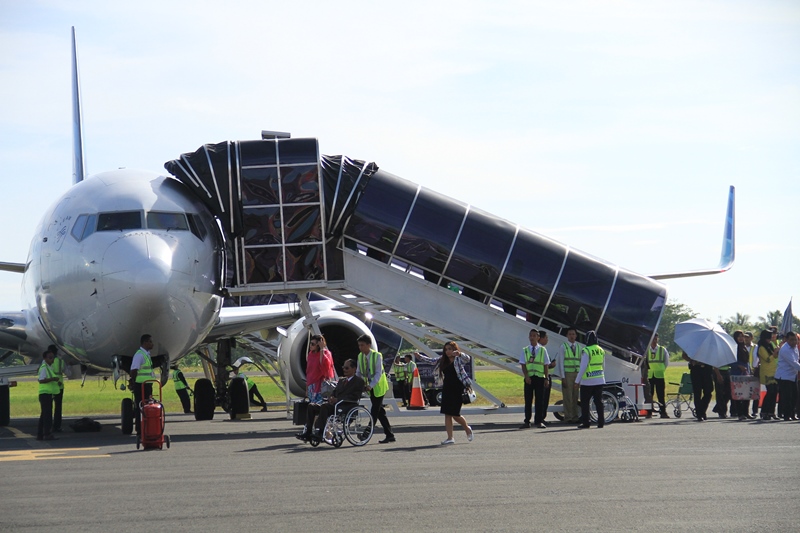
22, 168, 224, 369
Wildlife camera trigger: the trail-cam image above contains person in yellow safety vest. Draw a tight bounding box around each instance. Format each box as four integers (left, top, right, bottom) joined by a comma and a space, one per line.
392, 356, 409, 407
646, 333, 670, 418
37, 349, 60, 441
574, 330, 606, 429
130, 334, 156, 435
47, 344, 65, 433
356, 334, 395, 443
171, 364, 193, 414
554, 327, 583, 423
233, 364, 268, 411
538, 330, 557, 423
518, 328, 550, 429
403, 353, 418, 407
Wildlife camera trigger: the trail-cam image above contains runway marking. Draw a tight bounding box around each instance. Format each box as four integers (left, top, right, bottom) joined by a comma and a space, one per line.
3, 426, 35, 439
0, 448, 109, 461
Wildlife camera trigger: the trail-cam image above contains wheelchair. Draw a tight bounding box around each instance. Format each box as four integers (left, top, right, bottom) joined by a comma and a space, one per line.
588, 382, 639, 424
307, 401, 374, 448
665, 373, 695, 418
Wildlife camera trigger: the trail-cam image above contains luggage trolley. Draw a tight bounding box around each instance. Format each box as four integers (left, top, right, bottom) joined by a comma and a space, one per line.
137, 379, 170, 450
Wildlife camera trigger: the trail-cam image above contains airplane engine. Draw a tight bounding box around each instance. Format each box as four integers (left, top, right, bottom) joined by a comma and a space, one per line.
279, 310, 375, 397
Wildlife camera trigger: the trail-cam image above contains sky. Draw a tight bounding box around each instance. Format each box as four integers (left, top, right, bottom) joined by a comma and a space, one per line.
0, 1, 797, 325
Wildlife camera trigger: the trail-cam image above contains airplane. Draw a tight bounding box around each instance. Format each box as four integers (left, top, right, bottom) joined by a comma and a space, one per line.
0, 28, 735, 428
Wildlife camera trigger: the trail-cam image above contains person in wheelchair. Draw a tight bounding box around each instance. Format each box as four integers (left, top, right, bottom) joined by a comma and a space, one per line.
296, 358, 364, 441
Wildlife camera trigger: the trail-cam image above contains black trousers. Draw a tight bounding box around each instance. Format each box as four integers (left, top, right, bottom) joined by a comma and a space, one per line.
777, 379, 797, 420
580, 384, 604, 427
531, 376, 548, 425
53, 388, 63, 430
649, 377, 666, 412
690, 364, 714, 419
133, 382, 153, 434
249, 386, 266, 407
38, 393, 54, 439
714, 369, 731, 416
369, 390, 393, 437
176, 388, 192, 413
761, 383, 778, 418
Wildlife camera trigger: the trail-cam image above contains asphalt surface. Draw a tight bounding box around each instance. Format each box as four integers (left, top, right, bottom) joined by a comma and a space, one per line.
1, 407, 798, 532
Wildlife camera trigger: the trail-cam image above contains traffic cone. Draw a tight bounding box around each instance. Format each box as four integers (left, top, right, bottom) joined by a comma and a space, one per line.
408, 367, 426, 410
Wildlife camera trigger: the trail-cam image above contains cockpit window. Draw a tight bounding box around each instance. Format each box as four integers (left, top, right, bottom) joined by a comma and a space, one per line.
71, 213, 97, 242
97, 211, 143, 231
146, 211, 189, 231
187, 213, 208, 241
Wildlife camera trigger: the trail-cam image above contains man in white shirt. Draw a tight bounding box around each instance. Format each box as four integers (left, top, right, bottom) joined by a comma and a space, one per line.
519, 328, 550, 429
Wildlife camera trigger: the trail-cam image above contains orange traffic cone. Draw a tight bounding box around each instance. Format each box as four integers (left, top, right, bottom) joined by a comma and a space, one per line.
408, 367, 426, 410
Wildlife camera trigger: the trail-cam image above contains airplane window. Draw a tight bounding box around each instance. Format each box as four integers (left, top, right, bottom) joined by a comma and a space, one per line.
81, 214, 97, 240
97, 211, 142, 231
146, 211, 189, 231
187, 214, 208, 241
394, 188, 467, 278
444, 208, 515, 294
71, 215, 88, 241
346, 171, 417, 254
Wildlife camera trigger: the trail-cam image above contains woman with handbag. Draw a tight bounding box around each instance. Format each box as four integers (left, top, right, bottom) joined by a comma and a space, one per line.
416, 341, 475, 445
306, 334, 335, 404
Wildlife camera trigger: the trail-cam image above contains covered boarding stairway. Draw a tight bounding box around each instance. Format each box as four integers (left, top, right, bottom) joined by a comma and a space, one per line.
165, 133, 666, 415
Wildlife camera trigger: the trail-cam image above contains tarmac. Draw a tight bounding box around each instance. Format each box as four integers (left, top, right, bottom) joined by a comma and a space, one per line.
1, 407, 799, 532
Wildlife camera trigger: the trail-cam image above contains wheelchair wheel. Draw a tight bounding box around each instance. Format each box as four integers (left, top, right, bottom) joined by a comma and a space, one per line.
553, 400, 565, 422
344, 406, 374, 446
309, 436, 320, 447
674, 408, 682, 418
589, 391, 619, 424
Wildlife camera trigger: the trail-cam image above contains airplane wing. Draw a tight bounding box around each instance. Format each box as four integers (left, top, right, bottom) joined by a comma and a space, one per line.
204, 299, 347, 342
0, 312, 29, 354
649, 185, 735, 280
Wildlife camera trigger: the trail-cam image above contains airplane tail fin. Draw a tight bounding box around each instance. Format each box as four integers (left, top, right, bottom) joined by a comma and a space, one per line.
649, 185, 735, 280
71, 27, 86, 184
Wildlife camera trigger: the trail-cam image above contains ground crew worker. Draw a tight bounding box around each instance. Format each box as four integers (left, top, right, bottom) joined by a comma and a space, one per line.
233, 364, 268, 411
131, 334, 156, 435
404, 353, 418, 407
575, 330, 606, 429
356, 334, 395, 443
37, 349, 59, 441
554, 327, 582, 423
392, 356, 408, 406
519, 328, 550, 429
539, 331, 556, 423
646, 334, 670, 418
48, 344, 65, 432
171, 364, 193, 414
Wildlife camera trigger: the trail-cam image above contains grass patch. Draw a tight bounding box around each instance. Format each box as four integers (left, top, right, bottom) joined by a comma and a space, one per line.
7, 364, 692, 417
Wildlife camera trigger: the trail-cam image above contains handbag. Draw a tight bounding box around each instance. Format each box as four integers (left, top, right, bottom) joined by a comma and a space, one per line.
462, 389, 477, 404
320, 378, 338, 396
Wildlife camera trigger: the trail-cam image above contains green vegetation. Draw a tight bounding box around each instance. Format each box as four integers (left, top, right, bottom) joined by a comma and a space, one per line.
9, 365, 693, 417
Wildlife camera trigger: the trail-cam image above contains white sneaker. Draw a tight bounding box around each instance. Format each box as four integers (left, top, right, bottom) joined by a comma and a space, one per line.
441, 438, 455, 445
466, 426, 474, 442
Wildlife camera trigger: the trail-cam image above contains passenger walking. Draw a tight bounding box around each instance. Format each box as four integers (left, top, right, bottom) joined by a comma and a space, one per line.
306, 334, 335, 405
518, 328, 550, 429
416, 341, 474, 444
575, 331, 605, 429
682, 351, 714, 422
775, 331, 800, 421
553, 327, 582, 423
356, 334, 395, 443
645, 334, 670, 418
37, 349, 60, 441
756, 329, 779, 420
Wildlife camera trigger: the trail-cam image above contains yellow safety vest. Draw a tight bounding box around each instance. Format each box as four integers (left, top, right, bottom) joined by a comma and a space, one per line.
523, 346, 546, 378
172, 369, 187, 391
406, 361, 417, 379
393, 363, 407, 381
563, 343, 582, 374
38, 362, 60, 395
359, 349, 389, 396
647, 346, 667, 379
239, 372, 255, 390
51, 356, 65, 390
582, 345, 605, 382
134, 348, 155, 383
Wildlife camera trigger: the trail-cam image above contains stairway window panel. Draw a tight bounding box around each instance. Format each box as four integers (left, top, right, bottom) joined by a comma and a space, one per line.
495, 228, 566, 317
280, 164, 320, 204
543, 251, 615, 331
241, 167, 280, 206
598, 271, 666, 354
444, 209, 515, 294
394, 189, 467, 277
346, 172, 417, 254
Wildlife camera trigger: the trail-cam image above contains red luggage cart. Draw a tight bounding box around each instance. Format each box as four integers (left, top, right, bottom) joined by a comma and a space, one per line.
137, 379, 170, 450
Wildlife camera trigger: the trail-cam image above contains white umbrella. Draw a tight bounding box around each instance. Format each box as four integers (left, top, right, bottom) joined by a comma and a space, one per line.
674, 318, 737, 368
